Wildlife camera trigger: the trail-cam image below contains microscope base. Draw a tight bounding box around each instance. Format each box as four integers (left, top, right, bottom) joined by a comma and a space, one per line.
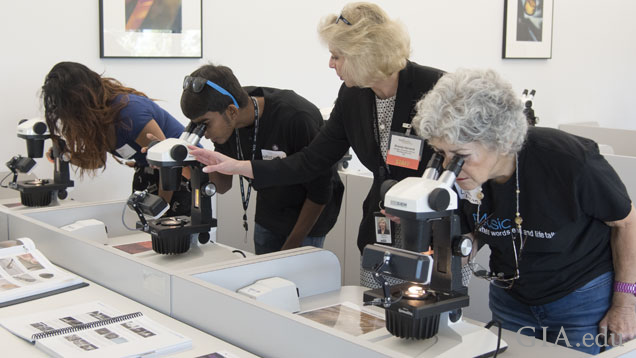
363, 283, 469, 339
12, 180, 72, 207
143, 216, 217, 255
363, 313, 508, 358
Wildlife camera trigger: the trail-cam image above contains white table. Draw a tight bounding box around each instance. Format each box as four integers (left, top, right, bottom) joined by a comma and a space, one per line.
0, 277, 259, 358
6, 200, 251, 314
300, 286, 591, 358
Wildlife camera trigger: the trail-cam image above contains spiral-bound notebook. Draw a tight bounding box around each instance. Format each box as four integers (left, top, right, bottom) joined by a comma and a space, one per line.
0, 301, 192, 357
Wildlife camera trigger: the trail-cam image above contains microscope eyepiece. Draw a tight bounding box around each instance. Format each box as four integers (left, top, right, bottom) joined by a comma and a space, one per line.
186, 124, 207, 146
426, 152, 444, 171
446, 156, 464, 177
437, 155, 464, 186
184, 121, 197, 132
423, 152, 444, 180
179, 122, 197, 140
192, 124, 207, 137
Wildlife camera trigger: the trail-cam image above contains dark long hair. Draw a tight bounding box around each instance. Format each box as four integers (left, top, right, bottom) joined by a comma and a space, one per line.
41, 61, 147, 175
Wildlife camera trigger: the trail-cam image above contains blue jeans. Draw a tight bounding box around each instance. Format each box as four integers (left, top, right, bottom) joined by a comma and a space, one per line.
253, 222, 326, 255
489, 271, 613, 355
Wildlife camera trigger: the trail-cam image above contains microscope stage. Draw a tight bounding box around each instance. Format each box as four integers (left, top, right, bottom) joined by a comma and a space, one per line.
363, 283, 469, 318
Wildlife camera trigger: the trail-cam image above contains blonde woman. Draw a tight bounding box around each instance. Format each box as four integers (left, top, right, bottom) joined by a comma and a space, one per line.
189, 2, 444, 268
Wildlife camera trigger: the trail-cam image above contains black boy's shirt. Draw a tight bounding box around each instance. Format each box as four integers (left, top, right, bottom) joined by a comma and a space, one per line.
214, 87, 343, 237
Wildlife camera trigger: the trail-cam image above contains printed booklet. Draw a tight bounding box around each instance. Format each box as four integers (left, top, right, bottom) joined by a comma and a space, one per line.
298, 301, 386, 336
0, 301, 192, 357
0, 237, 87, 307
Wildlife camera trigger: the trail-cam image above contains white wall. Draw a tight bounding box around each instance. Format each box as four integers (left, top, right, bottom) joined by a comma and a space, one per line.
2, 0, 636, 202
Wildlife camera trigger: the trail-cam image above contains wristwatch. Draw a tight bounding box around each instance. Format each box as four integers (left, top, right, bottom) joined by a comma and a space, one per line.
613, 281, 636, 295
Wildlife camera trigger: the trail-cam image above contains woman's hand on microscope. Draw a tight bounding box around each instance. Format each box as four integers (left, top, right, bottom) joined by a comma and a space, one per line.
45, 147, 55, 163
187, 146, 254, 179
140, 133, 160, 154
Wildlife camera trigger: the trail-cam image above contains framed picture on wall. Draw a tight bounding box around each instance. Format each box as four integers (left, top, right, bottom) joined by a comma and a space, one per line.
502, 0, 553, 59
99, 0, 202, 58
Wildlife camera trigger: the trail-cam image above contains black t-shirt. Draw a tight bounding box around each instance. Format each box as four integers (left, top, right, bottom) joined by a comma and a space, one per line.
215, 87, 343, 237
460, 127, 631, 305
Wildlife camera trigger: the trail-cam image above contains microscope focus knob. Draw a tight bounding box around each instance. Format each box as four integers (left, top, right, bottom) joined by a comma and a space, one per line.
428, 188, 450, 211
60, 152, 71, 162
449, 308, 463, 323
203, 183, 217, 197
170, 145, 188, 162
452, 236, 473, 257
198, 232, 210, 244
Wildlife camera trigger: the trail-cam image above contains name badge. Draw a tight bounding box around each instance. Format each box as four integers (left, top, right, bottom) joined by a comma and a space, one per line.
374, 213, 392, 244
386, 132, 424, 170
115, 144, 136, 159
261, 149, 287, 160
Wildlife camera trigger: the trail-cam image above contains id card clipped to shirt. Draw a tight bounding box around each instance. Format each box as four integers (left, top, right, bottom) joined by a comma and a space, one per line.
374, 212, 392, 244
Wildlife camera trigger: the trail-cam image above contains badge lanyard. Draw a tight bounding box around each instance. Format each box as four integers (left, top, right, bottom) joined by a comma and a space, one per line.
372, 99, 394, 244
371, 98, 391, 181
235, 96, 259, 236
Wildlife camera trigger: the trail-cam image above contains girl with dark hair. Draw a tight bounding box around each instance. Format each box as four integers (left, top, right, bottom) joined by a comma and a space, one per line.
41, 61, 190, 215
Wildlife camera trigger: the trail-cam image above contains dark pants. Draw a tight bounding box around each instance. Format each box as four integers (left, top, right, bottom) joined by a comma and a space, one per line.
253, 222, 325, 255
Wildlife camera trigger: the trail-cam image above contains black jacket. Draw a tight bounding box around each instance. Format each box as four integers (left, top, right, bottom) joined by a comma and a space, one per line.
252, 61, 444, 252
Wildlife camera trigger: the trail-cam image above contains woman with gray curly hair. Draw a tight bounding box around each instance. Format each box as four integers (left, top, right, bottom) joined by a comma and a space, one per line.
414, 68, 636, 354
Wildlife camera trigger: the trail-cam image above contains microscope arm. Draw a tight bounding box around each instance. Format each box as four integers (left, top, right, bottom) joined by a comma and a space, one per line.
367, 252, 400, 308
130, 203, 149, 231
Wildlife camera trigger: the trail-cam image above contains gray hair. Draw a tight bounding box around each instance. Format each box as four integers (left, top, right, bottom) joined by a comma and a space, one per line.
413, 68, 528, 154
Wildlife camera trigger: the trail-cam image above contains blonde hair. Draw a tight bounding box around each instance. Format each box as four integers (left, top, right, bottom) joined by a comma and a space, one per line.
318, 2, 410, 87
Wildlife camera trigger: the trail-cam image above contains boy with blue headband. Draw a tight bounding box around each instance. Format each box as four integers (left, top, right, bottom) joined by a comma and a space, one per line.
181, 64, 343, 254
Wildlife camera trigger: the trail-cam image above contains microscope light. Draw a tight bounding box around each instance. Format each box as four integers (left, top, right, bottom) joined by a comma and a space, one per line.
361, 245, 433, 284
404, 285, 427, 299
6, 155, 37, 174
126, 190, 169, 219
